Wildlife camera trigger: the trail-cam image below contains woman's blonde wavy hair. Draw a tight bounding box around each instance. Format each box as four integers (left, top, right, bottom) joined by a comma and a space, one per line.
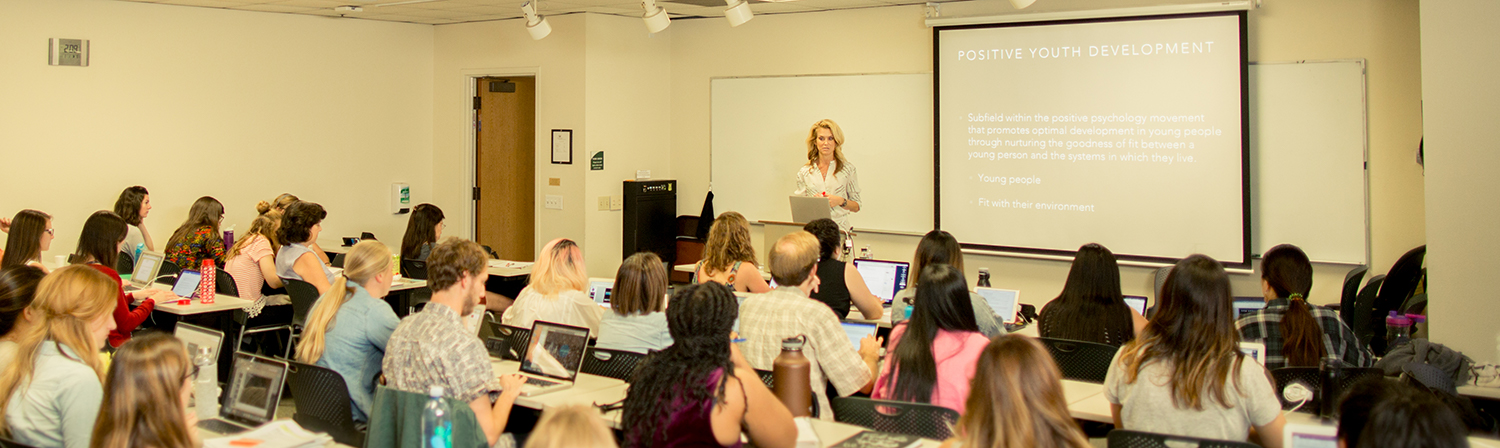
701, 212, 756, 275
91, 332, 195, 448
0, 265, 118, 437
804, 119, 849, 176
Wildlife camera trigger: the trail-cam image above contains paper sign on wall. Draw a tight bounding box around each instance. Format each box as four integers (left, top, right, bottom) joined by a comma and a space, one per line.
591, 151, 604, 170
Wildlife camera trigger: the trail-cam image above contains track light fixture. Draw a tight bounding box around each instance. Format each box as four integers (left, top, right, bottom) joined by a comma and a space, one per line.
1010, 0, 1036, 9
642, 0, 670, 33
724, 0, 752, 27
521, 1, 551, 40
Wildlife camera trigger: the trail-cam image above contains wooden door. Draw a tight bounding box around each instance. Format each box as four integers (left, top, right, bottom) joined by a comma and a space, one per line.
476, 77, 536, 261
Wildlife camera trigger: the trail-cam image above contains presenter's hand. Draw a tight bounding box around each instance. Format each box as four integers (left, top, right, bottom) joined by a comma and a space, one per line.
826, 195, 845, 208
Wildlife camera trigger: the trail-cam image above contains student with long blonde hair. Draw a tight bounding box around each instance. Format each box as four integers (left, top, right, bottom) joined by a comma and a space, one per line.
90, 332, 197, 448
1105, 255, 1285, 446
295, 240, 400, 423
943, 335, 1090, 448
694, 212, 772, 293
225, 209, 286, 306
502, 238, 603, 334
0, 265, 119, 448
523, 404, 617, 448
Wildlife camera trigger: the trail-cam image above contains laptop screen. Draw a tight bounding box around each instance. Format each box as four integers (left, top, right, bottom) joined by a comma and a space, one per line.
851, 259, 910, 304
1233, 297, 1266, 319
587, 278, 613, 307
224, 352, 287, 425
840, 322, 877, 348
1123, 295, 1147, 315
131, 252, 162, 284
974, 287, 1021, 323
522, 321, 590, 381
174, 323, 225, 360
1282, 424, 1338, 448
1240, 341, 1266, 365
172, 270, 202, 298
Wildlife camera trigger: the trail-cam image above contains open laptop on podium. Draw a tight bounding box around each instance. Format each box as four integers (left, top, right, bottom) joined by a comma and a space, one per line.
790, 195, 831, 224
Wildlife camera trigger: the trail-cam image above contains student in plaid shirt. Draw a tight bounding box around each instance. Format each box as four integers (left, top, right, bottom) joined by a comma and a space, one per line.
1235, 244, 1372, 370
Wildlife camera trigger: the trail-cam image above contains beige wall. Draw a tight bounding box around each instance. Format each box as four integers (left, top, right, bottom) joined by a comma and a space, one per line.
664, 1, 1424, 306
1422, 0, 1500, 365
0, 0, 433, 261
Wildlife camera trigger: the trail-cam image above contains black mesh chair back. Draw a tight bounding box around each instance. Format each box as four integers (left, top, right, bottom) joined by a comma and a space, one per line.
829, 397, 959, 440
1106, 429, 1259, 448
287, 361, 365, 447
1350, 274, 1386, 350
491, 325, 532, 361
0, 437, 39, 448
755, 369, 775, 389
217, 270, 239, 297
158, 260, 181, 283
400, 259, 429, 280
1371, 246, 1425, 354
1149, 265, 1172, 318
580, 347, 648, 381
116, 251, 134, 275
485, 336, 510, 359
1038, 337, 1119, 383
284, 278, 320, 329
1339, 265, 1369, 324
233, 305, 293, 359
1271, 367, 1384, 413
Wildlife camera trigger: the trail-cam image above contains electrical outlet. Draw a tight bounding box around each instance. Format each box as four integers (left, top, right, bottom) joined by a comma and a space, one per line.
610, 195, 623, 211
544, 195, 563, 210
598, 196, 611, 211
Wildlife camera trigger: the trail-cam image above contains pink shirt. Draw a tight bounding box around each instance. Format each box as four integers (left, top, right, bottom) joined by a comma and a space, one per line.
872, 323, 989, 414
225, 235, 273, 301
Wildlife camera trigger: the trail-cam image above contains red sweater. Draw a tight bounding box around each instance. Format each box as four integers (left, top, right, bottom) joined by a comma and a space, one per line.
88, 263, 156, 348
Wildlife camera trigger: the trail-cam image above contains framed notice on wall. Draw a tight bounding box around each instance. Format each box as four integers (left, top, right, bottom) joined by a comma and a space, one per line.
552, 129, 572, 164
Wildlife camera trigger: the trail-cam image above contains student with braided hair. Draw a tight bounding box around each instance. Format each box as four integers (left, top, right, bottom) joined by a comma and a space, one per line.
1236, 244, 1371, 370
621, 282, 795, 448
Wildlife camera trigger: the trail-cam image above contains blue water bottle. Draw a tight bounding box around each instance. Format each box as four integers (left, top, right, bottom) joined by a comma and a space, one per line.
422, 386, 453, 448
134, 243, 144, 261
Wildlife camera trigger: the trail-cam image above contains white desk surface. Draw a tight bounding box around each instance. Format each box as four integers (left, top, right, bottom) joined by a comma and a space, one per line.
490, 359, 626, 409
154, 293, 254, 315
487, 259, 534, 277
1459, 385, 1500, 401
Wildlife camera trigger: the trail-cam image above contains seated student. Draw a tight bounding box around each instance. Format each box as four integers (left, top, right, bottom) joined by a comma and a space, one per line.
73, 211, 171, 348
0, 265, 119, 448
502, 238, 603, 334
525, 404, 618, 448
803, 218, 882, 320
267, 193, 332, 265
296, 240, 401, 423
1237, 244, 1371, 370
737, 231, 880, 420
596, 252, 673, 354
113, 186, 155, 254
400, 203, 445, 262
165, 196, 227, 271
1037, 243, 1147, 346
1338, 378, 1469, 448
623, 282, 796, 448
90, 332, 198, 448
695, 212, 772, 294
224, 208, 286, 309
942, 334, 1091, 448
383, 238, 526, 448
276, 201, 335, 294
873, 264, 988, 414
1, 210, 53, 273
0, 266, 47, 363
892, 230, 1004, 337
1106, 254, 1285, 447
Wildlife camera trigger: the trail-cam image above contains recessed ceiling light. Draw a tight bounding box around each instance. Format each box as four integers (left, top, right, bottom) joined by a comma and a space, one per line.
334, 5, 364, 12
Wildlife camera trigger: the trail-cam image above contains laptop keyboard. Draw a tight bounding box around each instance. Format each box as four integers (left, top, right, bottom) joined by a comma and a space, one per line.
196, 419, 248, 435
525, 376, 560, 387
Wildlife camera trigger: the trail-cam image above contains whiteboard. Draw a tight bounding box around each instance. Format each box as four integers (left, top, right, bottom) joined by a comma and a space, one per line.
710, 74, 933, 234
1249, 60, 1369, 265
710, 63, 1369, 264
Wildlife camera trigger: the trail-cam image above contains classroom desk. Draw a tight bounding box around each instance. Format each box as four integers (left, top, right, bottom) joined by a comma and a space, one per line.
1460, 385, 1500, 401
489, 359, 627, 410
154, 293, 254, 315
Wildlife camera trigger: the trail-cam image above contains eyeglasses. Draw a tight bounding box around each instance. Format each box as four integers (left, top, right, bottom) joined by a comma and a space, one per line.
44, 228, 53, 235
184, 365, 200, 382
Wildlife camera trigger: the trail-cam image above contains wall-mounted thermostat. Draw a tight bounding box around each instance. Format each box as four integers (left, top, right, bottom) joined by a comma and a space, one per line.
392, 183, 410, 214
48, 38, 89, 67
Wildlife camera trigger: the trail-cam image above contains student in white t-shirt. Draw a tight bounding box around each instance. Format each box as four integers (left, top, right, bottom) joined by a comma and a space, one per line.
113, 186, 155, 254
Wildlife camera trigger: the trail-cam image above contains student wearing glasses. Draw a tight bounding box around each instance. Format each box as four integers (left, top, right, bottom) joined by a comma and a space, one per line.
90, 332, 199, 448
1, 210, 54, 273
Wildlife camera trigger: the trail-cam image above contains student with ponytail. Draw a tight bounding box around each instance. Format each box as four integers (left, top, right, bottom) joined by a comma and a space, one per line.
295, 240, 400, 423
224, 208, 285, 307
1236, 244, 1372, 370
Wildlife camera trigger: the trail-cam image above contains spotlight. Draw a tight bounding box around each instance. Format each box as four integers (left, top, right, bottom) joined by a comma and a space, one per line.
642, 0, 670, 33
724, 0, 752, 26
521, 1, 551, 40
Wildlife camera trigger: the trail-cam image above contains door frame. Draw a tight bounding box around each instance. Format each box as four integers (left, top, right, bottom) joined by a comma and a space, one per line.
462, 69, 539, 255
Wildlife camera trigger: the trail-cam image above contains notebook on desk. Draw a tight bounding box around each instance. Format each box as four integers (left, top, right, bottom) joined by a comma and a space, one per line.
196, 352, 289, 435
514, 321, 591, 397
124, 251, 165, 292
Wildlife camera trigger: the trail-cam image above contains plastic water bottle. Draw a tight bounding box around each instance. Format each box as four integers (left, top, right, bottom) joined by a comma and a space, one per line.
193, 346, 218, 420
422, 386, 453, 448
977, 268, 992, 287
134, 243, 144, 262
1385, 311, 1413, 351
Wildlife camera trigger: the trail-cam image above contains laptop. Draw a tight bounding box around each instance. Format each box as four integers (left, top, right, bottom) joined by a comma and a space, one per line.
1233, 297, 1266, 319
124, 251, 165, 292
171, 270, 204, 299
840, 322, 878, 348
789, 195, 832, 224
514, 321, 591, 397
851, 259, 910, 305
975, 287, 1021, 324
1282, 423, 1338, 448
1240, 341, 1267, 365
174, 322, 225, 362
587, 277, 614, 308
195, 352, 290, 435
1123, 295, 1147, 315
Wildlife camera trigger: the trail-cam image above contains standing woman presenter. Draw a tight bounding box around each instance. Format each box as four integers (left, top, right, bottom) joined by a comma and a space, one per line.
796, 119, 862, 231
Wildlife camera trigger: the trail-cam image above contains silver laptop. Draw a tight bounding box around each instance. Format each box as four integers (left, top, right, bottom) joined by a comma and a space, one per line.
514, 321, 591, 397
174, 322, 225, 362
196, 352, 289, 435
789, 195, 832, 224
124, 251, 164, 292
587, 277, 614, 309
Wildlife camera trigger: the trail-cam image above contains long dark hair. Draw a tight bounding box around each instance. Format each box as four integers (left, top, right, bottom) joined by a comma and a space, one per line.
0, 266, 47, 337
1038, 243, 1135, 346
1119, 254, 1245, 410
73, 211, 128, 269
883, 264, 978, 403
166, 197, 224, 250
1, 210, 50, 269
1261, 244, 1325, 366
400, 203, 445, 260
910, 230, 964, 285
113, 186, 149, 227
622, 282, 738, 448
803, 218, 842, 259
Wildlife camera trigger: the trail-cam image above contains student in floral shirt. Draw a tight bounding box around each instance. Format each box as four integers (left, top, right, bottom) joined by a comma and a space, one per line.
165, 196, 227, 271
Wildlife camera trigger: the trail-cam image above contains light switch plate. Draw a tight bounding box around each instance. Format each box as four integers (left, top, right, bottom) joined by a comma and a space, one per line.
597, 196, 610, 211
610, 195, 623, 211
544, 195, 563, 210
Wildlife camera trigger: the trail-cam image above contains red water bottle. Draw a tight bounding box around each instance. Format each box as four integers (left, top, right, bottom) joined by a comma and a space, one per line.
198, 259, 216, 304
